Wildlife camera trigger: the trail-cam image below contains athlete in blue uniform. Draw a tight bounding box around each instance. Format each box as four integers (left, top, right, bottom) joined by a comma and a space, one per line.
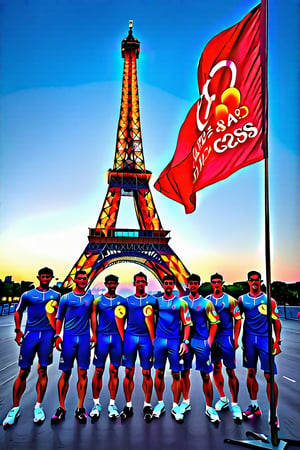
89, 274, 126, 421
153, 274, 191, 423
238, 271, 281, 429
2, 267, 60, 429
206, 273, 243, 422
120, 272, 156, 422
51, 270, 94, 424
181, 274, 221, 423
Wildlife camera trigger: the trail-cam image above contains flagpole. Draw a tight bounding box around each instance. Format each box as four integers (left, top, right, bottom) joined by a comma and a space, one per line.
227, 4, 296, 450
261, 0, 279, 446
260, 0, 279, 446
225, 2, 297, 448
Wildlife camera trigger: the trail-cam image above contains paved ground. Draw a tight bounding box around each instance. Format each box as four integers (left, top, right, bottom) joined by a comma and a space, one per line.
0, 316, 300, 450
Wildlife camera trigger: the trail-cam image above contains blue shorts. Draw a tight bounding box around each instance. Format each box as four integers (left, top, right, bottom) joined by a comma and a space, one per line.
123, 332, 153, 369
211, 334, 236, 369
242, 333, 277, 374
153, 336, 182, 372
184, 338, 212, 373
93, 334, 123, 368
59, 334, 90, 371
19, 330, 54, 368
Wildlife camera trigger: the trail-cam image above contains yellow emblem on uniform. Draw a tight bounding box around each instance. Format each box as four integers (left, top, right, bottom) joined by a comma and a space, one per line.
143, 305, 153, 317
45, 300, 58, 314
258, 303, 267, 315
115, 305, 126, 318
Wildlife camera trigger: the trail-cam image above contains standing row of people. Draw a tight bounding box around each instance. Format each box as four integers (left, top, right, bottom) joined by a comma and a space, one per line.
2, 267, 281, 429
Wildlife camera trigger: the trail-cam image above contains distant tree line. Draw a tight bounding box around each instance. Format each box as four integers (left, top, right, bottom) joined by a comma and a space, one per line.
1, 277, 299, 306
199, 281, 300, 306
0, 279, 60, 302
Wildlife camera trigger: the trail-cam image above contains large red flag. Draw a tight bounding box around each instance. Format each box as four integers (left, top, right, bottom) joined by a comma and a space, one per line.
154, 4, 266, 213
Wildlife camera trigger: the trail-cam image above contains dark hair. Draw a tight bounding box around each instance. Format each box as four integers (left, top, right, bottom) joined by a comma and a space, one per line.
105, 274, 119, 284
75, 270, 87, 279
38, 267, 54, 277
162, 274, 175, 283
134, 272, 147, 283
210, 272, 223, 282
187, 273, 201, 283
247, 270, 261, 280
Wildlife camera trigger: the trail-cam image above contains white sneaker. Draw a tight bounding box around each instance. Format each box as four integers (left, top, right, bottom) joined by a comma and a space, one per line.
108, 405, 120, 419
231, 404, 243, 422
179, 402, 191, 414
171, 406, 184, 423
33, 407, 45, 424
90, 404, 101, 419
3, 407, 21, 429
205, 407, 221, 423
153, 402, 165, 418
215, 397, 229, 411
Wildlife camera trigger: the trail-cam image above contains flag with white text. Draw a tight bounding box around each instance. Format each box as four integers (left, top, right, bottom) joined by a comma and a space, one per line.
154, 4, 266, 213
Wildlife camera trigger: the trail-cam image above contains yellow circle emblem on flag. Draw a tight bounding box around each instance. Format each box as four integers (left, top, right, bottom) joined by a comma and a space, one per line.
143, 305, 153, 317
258, 304, 267, 315
115, 305, 126, 318
46, 300, 58, 314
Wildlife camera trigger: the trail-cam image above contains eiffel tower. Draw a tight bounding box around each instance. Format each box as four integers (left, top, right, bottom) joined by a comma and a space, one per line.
62, 21, 190, 295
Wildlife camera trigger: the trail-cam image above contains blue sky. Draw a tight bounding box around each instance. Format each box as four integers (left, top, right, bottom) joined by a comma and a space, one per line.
0, 0, 299, 293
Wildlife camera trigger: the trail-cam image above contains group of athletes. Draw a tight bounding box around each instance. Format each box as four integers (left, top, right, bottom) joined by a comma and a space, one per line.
2, 267, 282, 429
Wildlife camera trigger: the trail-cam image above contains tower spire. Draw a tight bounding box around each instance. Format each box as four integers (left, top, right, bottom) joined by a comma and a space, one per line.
121, 20, 139, 57
115, 19, 143, 171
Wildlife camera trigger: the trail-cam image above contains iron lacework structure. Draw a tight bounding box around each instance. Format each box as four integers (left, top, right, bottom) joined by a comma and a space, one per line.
62, 21, 190, 295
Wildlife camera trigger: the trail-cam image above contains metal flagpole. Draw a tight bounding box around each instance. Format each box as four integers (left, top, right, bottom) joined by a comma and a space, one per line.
262, 0, 279, 443
225, 1, 300, 448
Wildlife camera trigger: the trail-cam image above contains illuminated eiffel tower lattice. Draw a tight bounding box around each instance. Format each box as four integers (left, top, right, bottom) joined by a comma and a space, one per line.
62, 21, 190, 295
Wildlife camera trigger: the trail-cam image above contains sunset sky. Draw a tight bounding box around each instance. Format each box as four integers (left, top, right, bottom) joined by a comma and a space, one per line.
0, 0, 299, 295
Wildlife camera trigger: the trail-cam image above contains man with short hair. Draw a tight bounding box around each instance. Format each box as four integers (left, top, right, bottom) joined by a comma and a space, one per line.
2, 267, 60, 429
51, 270, 94, 424
180, 274, 221, 423
206, 273, 243, 422
238, 270, 281, 429
89, 274, 126, 420
153, 274, 191, 424
120, 272, 156, 422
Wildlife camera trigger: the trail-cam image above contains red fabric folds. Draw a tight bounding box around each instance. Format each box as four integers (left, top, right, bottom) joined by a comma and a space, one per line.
154, 4, 265, 213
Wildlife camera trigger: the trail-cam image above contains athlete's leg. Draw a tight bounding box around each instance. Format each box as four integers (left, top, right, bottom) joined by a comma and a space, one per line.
14, 330, 39, 407
171, 371, 182, 405
201, 370, 221, 422
181, 369, 190, 402
138, 335, 154, 404
36, 364, 48, 403
246, 368, 258, 400
264, 372, 278, 408
109, 363, 119, 401
123, 367, 135, 402
77, 367, 88, 409
13, 368, 30, 407
154, 368, 165, 401
226, 368, 239, 403
142, 368, 153, 403
92, 367, 104, 399
58, 370, 71, 410
201, 371, 214, 407
170, 371, 184, 423
213, 361, 225, 398
120, 366, 134, 420
213, 361, 231, 411
242, 368, 262, 419
31, 364, 48, 423
89, 367, 103, 419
